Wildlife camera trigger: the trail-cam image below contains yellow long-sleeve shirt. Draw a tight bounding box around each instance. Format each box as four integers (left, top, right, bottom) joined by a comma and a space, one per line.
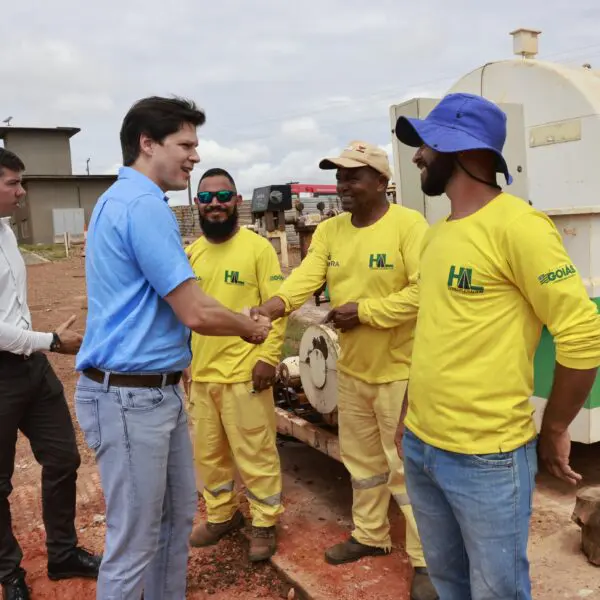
185, 228, 287, 383
276, 204, 428, 384
406, 192, 600, 454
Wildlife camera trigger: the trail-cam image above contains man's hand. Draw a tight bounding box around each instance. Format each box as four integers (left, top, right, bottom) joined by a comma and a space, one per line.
249, 305, 271, 321
252, 360, 276, 392
240, 309, 272, 344
249, 297, 286, 323
538, 428, 582, 485
324, 302, 360, 332
54, 314, 83, 355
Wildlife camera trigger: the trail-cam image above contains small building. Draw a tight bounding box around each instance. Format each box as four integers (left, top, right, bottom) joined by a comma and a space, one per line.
1, 126, 116, 244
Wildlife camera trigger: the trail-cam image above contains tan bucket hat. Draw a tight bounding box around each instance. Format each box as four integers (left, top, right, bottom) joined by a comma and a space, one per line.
319, 140, 392, 180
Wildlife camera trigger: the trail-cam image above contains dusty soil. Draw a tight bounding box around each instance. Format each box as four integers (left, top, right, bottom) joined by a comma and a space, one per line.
11, 251, 600, 600
11, 255, 291, 599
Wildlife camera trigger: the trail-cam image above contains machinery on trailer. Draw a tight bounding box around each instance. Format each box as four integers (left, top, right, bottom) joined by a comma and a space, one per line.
274, 26, 600, 456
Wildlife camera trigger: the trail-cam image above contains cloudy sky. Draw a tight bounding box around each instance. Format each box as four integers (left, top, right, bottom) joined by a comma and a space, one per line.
2, 0, 600, 203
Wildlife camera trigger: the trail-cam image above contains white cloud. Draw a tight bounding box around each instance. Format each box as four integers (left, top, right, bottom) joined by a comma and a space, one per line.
55, 92, 115, 113
281, 117, 320, 138
2, 0, 600, 211
279, 117, 334, 146
198, 139, 270, 167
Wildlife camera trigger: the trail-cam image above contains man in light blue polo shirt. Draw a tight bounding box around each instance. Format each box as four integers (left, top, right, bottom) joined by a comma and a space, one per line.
75, 95, 271, 600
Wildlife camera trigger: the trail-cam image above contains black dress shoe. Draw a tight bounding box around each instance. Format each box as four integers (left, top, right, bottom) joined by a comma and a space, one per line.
47, 546, 102, 581
2, 569, 30, 600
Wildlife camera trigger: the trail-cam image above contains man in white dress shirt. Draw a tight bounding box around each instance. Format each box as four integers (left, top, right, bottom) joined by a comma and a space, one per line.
0, 148, 101, 600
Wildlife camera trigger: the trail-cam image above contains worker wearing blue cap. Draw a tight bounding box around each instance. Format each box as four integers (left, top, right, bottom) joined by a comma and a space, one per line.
394, 93, 600, 599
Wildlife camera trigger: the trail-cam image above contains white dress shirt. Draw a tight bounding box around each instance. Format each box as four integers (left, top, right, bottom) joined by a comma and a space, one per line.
0, 217, 53, 355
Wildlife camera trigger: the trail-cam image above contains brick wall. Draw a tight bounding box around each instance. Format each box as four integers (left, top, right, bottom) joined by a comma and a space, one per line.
171, 205, 202, 240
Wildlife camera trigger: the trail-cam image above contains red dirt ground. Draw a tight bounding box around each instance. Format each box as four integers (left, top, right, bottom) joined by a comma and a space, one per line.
12, 256, 292, 599
13, 253, 600, 600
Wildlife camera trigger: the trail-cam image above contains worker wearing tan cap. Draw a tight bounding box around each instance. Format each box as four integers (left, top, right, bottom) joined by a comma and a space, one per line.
252, 141, 437, 600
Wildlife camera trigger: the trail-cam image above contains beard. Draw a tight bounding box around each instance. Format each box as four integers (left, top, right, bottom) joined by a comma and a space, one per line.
199, 205, 239, 240
421, 154, 455, 197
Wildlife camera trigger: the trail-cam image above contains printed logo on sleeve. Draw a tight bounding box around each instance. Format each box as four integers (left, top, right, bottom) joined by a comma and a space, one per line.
538, 264, 577, 285
270, 274, 285, 281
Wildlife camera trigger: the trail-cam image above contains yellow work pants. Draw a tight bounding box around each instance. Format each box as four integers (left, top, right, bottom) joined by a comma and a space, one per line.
189, 381, 283, 528
337, 371, 425, 567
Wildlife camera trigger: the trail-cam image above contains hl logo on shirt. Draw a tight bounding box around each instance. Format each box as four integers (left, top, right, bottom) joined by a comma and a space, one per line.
369, 253, 393, 270
447, 265, 484, 294
224, 270, 245, 285
538, 264, 577, 285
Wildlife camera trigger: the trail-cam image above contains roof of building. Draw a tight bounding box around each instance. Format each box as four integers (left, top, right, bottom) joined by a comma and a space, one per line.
0, 126, 81, 139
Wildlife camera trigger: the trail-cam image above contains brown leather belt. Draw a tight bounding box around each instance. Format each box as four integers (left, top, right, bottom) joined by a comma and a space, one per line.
83, 367, 182, 388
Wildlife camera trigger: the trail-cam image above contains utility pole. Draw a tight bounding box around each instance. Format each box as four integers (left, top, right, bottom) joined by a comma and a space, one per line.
86, 158, 91, 175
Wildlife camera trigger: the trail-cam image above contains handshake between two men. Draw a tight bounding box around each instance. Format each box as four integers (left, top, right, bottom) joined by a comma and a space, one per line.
248, 297, 361, 333
183, 296, 360, 397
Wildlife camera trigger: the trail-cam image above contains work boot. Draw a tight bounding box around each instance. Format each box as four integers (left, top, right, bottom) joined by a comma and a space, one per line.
411, 567, 438, 600
324, 536, 389, 565
249, 525, 277, 562
48, 547, 102, 580
190, 510, 244, 547
1, 568, 30, 600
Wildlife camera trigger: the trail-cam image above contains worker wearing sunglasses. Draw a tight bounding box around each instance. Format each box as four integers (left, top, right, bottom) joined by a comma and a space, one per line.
186, 168, 287, 563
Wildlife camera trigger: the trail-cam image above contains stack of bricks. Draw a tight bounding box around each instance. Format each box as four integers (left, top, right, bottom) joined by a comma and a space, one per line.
171, 205, 202, 241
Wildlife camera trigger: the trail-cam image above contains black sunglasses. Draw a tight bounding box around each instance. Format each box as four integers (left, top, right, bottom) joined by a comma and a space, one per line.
196, 190, 236, 205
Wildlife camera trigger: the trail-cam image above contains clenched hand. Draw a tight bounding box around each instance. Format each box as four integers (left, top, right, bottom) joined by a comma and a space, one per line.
324, 302, 360, 332
252, 360, 276, 392
54, 314, 83, 355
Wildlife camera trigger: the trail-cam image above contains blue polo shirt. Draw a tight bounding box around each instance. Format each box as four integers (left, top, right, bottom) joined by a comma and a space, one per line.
76, 167, 195, 373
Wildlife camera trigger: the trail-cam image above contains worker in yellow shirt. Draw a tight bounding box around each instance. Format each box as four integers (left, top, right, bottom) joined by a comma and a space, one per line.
252, 142, 438, 600
394, 92, 600, 600
184, 168, 287, 562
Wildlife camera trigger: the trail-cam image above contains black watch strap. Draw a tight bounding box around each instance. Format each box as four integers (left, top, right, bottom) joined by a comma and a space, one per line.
50, 332, 61, 352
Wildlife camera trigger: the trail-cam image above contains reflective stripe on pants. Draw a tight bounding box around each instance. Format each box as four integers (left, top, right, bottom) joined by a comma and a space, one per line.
337, 371, 426, 567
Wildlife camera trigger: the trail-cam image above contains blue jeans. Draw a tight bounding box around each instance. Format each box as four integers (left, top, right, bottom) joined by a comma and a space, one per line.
75, 374, 196, 600
403, 428, 538, 600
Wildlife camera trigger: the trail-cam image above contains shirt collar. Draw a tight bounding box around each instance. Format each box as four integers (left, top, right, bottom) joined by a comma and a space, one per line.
118, 166, 169, 203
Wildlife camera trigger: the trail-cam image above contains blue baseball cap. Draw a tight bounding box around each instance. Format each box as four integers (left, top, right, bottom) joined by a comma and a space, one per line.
395, 93, 513, 185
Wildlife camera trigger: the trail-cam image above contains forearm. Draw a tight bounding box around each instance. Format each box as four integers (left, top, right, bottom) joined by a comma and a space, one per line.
189, 294, 256, 337
167, 280, 257, 337
260, 296, 287, 321
358, 282, 419, 330
541, 362, 598, 434
0, 322, 53, 355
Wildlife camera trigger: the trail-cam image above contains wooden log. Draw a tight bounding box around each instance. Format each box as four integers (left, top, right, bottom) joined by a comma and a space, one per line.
572, 486, 600, 566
